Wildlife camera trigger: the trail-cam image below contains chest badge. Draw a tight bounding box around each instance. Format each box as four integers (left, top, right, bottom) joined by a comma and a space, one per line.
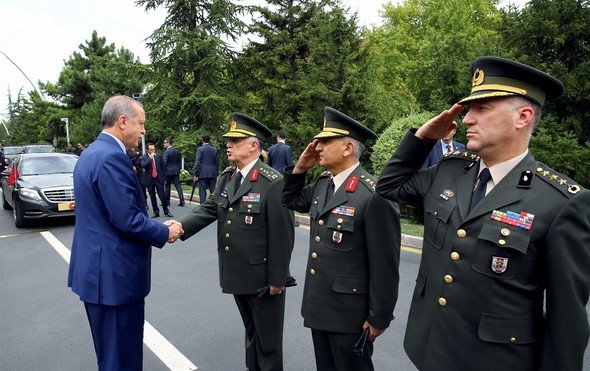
245, 215, 253, 225
332, 231, 343, 244
440, 189, 455, 200
491, 256, 508, 274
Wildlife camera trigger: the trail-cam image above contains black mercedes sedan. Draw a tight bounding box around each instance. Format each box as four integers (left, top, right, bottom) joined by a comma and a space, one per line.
1, 153, 77, 227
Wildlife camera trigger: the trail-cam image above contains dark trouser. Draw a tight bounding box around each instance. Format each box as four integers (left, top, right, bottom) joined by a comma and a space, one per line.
84, 301, 145, 371
198, 177, 217, 204
147, 180, 168, 214
233, 293, 285, 371
311, 329, 374, 371
165, 174, 185, 205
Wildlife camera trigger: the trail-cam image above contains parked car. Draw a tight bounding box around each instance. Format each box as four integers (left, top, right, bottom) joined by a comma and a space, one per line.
3, 146, 23, 166
21, 144, 53, 154
1, 153, 77, 227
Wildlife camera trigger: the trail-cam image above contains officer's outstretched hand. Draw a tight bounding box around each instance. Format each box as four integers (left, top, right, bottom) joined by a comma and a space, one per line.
416, 103, 464, 141
362, 321, 385, 342
293, 139, 321, 174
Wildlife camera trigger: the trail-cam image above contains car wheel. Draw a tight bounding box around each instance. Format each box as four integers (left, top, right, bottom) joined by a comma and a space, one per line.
13, 198, 26, 228
2, 191, 11, 210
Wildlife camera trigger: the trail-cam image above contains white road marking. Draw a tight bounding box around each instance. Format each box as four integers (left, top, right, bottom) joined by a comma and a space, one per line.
40, 231, 198, 371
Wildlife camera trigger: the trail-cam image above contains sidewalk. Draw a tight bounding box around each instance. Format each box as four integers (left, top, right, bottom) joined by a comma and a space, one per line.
176, 191, 424, 250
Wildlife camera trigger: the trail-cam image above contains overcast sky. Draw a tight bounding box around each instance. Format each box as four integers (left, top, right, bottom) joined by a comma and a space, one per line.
0, 0, 523, 119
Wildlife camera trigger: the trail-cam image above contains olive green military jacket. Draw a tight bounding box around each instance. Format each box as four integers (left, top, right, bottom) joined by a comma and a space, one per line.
180, 159, 294, 294
282, 164, 400, 334
376, 131, 590, 371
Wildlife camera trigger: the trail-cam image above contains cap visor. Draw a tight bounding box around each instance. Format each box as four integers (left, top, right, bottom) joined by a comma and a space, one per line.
222, 131, 250, 138
313, 131, 346, 140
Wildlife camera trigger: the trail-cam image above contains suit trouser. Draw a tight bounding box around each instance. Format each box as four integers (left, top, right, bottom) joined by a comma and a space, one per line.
198, 177, 217, 204
165, 174, 185, 205
233, 293, 285, 371
84, 301, 145, 371
147, 180, 168, 213
311, 329, 374, 371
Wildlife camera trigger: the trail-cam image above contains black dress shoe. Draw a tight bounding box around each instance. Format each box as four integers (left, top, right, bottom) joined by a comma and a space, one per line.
164, 211, 174, 217
151, 213, 160, 218
178, 202, 185, 207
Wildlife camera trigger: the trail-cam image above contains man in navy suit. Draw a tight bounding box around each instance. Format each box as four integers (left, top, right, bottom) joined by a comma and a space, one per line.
68, 95, 183, 370
421, 125, 466, 169
163, 137, 185, 207
193, 134, 219, 204
141, 142, 173, 218
267, 129, 294, 175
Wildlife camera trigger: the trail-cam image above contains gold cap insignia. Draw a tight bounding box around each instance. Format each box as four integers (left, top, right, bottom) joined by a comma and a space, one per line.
472, 68, 485, 87
230, 120, 237, 130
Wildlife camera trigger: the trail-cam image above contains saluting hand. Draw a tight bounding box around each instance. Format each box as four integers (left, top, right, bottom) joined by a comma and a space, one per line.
293, 139, 321, 174
416, 103, 464, 141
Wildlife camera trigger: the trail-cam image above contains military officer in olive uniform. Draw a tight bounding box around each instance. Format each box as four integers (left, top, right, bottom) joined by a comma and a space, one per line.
179, 113, 294, 371
376, 56, 590, 371
282, 107, 401, 371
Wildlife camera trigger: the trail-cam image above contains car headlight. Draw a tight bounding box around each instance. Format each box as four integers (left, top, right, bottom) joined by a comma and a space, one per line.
19, 188, 43, 201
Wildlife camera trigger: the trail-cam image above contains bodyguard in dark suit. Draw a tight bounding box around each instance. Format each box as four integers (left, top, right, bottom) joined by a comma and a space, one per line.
267, 129, 294, 175
68, 95, 183, 370
376, 57, 590, 371
179, 113, 294, 371
421, 127, 466, 169
282, 107, 400, 371
163, 137, 185, 206
140, 142, 172, 218
193, 134, 219, 204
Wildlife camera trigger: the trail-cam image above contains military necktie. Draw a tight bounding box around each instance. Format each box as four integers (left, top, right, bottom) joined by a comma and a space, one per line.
469, 168, 491, 212
234, 171, 243, 194
326, 178, 335, 201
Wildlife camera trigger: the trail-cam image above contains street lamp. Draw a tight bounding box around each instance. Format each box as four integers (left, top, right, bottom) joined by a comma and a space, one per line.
60, 118, 69, 143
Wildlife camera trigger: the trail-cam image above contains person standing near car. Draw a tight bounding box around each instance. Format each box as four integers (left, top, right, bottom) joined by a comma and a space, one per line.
140, 142, 173, 218
193, 134, 219, 204
68, 95, 183, 370
163, 137, 185, 207
0, 144, 5, 172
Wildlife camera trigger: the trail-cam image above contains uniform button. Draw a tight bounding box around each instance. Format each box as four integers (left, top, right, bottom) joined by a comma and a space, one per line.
248, 204, 252, 209
457, 229, 467, 238
314, 201, 318, 205
225, 233, 230, 238
224, 246, 230, 251
229, 207, 234, 212
451, 252, 460, 260
263, 257, 267, 262
337, 218, 343, 224
438, 297, 447, 307
501, 228, 510, 236
498, 239, 506, 246
318, 220, 324, 226
352, 288, 357, 293
315, 236, 321, 243
337, 225, 341, 230
433, 211, 438, 217
510, 337, 517, 343
311, 252, 318, 259
310, 269, 316, 275
226, 220, 232, 225
444, 275, 453, 284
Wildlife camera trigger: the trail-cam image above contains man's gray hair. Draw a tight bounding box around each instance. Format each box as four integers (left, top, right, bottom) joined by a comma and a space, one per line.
509, 96, 542, 134
246, 136, 264, 153
101, 96, 143, 129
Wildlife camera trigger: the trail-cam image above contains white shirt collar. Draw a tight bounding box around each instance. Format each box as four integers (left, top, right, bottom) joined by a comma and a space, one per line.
102, 131, 126, 153
331, 162, 361, 191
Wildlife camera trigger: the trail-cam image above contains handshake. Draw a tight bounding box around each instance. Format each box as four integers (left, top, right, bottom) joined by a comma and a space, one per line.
164, 220, 184, 243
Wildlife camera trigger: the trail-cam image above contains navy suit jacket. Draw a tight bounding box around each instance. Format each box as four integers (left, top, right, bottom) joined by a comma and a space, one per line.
193, 143, 219, 178
421, 140, 466, 169
139, 153, 166, 186
267, 142, 294, 175
163, 146, 182, 176
68, 133, 169, 305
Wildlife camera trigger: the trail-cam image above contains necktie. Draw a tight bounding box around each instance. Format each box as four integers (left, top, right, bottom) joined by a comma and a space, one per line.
469, 168, 491, 212
234, 171, 243, 194
151, 156, 157, 178
446, 144, 452, 153
326, 178, 335, 201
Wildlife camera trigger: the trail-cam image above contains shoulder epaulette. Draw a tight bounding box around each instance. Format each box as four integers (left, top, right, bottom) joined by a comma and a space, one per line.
257, 166, 280, 182
442, 150, 480, 162
358, 173, 377, 192
319, 170, 332, 179
221, 165, 236, 175
535, 164, 584, 197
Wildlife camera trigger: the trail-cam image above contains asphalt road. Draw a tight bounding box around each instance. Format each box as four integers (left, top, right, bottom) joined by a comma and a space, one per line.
0, 197, 589, 370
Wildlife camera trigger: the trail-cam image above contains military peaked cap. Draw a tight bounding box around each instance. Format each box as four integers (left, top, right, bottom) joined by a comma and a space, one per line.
459, 56, 564, 107
223, 112, 272, 141
313, 106, 377, 144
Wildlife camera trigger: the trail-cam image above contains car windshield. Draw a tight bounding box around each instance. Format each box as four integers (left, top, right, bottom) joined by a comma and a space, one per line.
4, 147, 22, 155
19, 156, 77, 175
25, 146, 52, 153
